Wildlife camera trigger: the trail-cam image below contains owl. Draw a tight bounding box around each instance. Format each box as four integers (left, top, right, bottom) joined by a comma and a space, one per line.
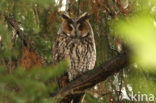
52, 12, 96, 81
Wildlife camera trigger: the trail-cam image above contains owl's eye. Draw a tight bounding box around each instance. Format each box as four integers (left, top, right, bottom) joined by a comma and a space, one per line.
68, 24, 72, 31
78, 23, 83, 31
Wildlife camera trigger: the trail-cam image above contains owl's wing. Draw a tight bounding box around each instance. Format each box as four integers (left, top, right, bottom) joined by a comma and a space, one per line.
52, 34, 69, 89
52, 34, 66, 64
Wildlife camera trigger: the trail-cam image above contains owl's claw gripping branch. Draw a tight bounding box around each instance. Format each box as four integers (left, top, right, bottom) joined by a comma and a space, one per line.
53, 52, 129, 99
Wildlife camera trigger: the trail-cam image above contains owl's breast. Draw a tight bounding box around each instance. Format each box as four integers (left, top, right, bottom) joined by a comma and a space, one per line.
66, 38, 96, 81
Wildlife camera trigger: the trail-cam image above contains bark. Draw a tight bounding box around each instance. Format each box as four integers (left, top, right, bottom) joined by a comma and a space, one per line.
53, 52, 129, 98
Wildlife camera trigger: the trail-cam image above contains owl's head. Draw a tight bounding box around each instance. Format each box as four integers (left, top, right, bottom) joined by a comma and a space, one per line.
59, 12, 93, 38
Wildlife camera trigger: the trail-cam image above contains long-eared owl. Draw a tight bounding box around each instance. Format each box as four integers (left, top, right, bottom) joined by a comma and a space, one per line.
52, 12, 96, 81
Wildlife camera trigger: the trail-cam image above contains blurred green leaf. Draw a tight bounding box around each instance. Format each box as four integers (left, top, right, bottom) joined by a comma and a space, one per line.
113, 14, 156, 68
0, 60, 67, 103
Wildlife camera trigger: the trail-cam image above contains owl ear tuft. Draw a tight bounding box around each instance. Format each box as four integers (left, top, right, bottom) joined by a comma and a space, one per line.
77, 12, 90, 23
61, 12, 73, 24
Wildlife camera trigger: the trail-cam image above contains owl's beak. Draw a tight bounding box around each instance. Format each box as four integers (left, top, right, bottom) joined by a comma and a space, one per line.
75, 31, 78, 38
70, 31, 78, 38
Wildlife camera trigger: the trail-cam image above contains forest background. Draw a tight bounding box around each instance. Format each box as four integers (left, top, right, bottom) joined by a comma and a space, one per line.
0, 0, 156, 103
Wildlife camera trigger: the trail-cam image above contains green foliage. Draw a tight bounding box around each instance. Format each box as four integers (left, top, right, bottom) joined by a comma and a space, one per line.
0, 23, 18, 59
127, 66, 156, 97
84, 93, 107, 103
112, 0, 156, 68
0, 0, 58, 63
0, 61, 67, 103
111, 0, 156, 102
0, 1, 65, 102
0, 0, 156, 102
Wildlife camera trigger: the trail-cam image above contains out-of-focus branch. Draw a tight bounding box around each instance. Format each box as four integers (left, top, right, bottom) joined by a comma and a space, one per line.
5, 15, 27, 46
4, 15, 43, 69
53, 52, 129, 98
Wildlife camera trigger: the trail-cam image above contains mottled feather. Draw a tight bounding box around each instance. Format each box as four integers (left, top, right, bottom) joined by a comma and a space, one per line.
52, 12, 96, 81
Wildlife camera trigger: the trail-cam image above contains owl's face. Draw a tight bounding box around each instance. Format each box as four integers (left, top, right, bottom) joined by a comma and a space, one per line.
60, 12, 91, 38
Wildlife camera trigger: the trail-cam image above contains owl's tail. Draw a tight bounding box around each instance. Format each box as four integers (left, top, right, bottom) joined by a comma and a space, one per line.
72, 93, 85, 103
57, 73, 85, 103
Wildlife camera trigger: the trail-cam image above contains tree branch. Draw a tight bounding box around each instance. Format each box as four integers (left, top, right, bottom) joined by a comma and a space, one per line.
5, 15, 27, 46
53, 52, 129, 98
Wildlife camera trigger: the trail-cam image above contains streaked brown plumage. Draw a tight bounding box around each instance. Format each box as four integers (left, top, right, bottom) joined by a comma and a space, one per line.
52, 12, 96, 81
52, 12, 96, 103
